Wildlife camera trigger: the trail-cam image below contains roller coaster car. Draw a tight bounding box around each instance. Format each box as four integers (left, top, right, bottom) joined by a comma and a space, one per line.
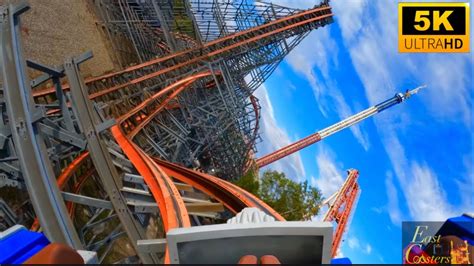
0, 225, 97, 264
166, 208, 334, 264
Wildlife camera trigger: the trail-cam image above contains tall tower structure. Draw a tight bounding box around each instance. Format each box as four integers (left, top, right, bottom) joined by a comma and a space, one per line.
0, 2, 335, 260
89, 0, 334, 179
256, 86, 425, 168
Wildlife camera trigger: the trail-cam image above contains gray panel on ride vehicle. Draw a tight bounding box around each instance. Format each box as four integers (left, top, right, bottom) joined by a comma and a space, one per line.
167, 221, 332, 264
178, 235, 324, 264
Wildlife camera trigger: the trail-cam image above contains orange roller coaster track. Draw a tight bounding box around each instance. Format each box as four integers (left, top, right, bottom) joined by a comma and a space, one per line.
33, 70, 282, 232
32, 5, 333, 107
7, 1, 342, 262
31, 70, 278, 262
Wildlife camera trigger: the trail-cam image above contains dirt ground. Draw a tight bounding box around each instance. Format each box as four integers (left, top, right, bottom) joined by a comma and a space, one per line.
1, 0, 120, 79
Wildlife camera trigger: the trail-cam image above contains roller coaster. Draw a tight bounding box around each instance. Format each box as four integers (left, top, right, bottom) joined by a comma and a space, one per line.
0, 0, 436, 264
0, 1, 339, 263
0, 0, 426, 264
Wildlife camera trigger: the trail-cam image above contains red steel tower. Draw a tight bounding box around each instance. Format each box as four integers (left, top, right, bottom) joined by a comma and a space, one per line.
322, 169, 360, 258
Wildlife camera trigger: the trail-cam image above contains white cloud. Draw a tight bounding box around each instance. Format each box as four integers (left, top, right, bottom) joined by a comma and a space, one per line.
385, 171, 403, 225
331, 0, 472, 223
331, 0, 368, 42
370, 206, 383, 214
311, 145, 345, 198
259, 0, 471, 223
379, 94, 465, 223
345, 236, 372, 255
382, 130, 465, 222
254, 84, 306, 181
382, 130, 468, 223
283, 21, 370, 150
378, 255, 386, 264
333, 0, 471, 123
285, 27, 338, 115
364, 244, 372, 255
405, 162, 457, 221
416, 54, 471, 124
347, 236, 360, 249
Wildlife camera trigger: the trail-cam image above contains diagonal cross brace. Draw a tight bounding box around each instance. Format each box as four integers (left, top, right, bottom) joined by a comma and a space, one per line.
64, 52, 158, 264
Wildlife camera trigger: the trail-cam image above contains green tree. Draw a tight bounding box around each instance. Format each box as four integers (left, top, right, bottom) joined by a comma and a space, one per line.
235, 170, 323, 221
234, 168, 260, 195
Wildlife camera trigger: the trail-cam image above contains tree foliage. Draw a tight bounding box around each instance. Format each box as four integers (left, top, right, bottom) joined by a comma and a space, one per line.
234, 168, 260, 195
234, 170, 323, 221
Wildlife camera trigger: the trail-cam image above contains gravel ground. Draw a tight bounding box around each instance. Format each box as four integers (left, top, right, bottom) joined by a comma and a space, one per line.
1, 0, 119, 79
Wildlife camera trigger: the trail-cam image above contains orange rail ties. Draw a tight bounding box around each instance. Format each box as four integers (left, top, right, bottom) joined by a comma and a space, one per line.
89, 12, 335, 100
112, 125, 191, 265
32, 6, 332, 101
116, 71, 216, 135
155, 160, 245, 214
33, 67, 277, 239
30, 79, 282, 265
111, 125, 190, 232
56, 152, 90, 189
31, 11, 322, 250
37, 72, 215, 233
331, 182, 358, 257
165, 102, 180, 110
85, 5, 331, 82
154, 159, 284, 221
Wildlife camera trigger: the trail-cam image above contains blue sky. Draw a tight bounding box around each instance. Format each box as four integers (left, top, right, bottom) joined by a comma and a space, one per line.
254, 0, 473, 263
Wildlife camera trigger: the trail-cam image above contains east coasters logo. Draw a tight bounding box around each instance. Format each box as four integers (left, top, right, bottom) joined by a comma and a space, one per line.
402, 222, 473, 264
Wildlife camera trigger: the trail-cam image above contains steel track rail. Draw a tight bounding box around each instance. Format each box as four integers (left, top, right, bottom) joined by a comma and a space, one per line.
110, 125, 190, 232
154, 159, 284, 221
0, 3, 82, 248
34, 73, 214, 226
31, 5, 333, 107
38, 71, 274, 232
4, 2, 337, 263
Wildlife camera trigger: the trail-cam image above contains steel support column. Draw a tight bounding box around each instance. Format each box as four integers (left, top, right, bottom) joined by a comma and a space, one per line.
0, 2, 82, 248
64, 53, 157, 263
151, 0, 177, 51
